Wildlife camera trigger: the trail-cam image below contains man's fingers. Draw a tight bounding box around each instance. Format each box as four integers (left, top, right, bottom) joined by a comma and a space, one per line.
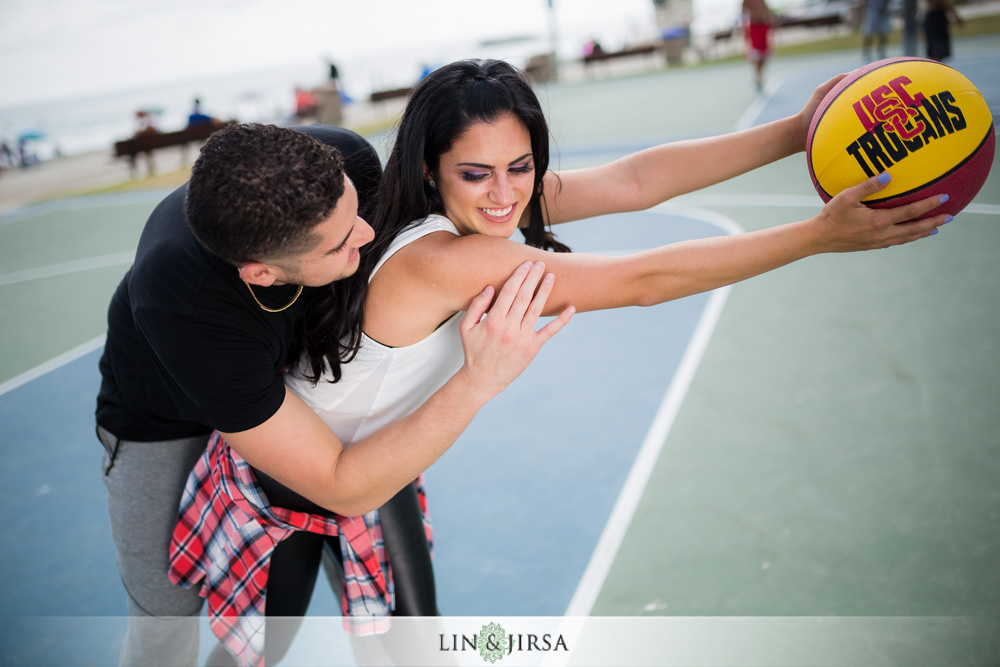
490, 261, 535, 319
459, 285, 495, 333
506, 261, 546, 323
535, 305, 575, 344
520, 271, 556, 330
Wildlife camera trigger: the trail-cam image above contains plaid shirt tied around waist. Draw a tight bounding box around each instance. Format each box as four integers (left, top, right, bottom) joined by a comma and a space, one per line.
169, 431, 432, 667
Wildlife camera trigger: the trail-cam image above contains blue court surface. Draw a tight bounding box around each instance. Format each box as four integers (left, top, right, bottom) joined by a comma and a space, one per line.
2, 41, 999, 666
0, 199, 731, 664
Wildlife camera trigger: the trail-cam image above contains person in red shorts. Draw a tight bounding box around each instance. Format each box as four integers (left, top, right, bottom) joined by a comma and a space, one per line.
743, 0, 776, 91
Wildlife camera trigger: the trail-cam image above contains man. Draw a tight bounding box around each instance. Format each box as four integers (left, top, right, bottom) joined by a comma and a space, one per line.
186, 97, 215, 127
742, 0, 776, 91
95, 123, 569, 666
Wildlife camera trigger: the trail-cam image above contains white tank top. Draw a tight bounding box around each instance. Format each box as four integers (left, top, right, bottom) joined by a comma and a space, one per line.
285, 215, 465, 446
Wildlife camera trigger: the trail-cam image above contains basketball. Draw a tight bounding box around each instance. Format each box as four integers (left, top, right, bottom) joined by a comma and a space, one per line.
807, 57, 995, 216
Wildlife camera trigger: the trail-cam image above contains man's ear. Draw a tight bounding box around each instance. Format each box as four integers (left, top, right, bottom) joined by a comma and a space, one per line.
238, 262, 279, 287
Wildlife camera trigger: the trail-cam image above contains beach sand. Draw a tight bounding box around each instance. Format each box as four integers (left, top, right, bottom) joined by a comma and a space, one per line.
0, 96, 408, 217
0, 149, 142, 215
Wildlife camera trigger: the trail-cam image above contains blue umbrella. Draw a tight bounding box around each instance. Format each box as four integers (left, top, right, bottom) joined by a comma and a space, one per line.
18, 129, 47, 141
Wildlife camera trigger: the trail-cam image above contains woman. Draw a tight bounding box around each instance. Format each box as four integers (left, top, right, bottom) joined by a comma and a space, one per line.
177, 59, 950, 666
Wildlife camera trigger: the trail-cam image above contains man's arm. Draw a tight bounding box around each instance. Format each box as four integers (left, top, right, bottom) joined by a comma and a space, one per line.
221, 261, 574, 517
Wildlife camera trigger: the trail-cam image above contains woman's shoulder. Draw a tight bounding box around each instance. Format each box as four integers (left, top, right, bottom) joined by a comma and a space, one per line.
370, 214, 462, 279
400, 214, 461, 241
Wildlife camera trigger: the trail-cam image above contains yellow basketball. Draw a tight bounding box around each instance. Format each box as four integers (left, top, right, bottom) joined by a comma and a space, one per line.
807, 57, 994, 215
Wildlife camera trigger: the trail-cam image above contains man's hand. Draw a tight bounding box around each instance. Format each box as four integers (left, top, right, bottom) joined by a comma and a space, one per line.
457, 261, 575, 402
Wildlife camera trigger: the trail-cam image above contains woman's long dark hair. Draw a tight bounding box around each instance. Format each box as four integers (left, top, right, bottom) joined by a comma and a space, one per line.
292, 143, 382, 384
299, 58, 570, 384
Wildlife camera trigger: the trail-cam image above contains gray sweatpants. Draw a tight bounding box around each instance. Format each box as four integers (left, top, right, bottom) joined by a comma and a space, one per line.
98, 426, 209, 667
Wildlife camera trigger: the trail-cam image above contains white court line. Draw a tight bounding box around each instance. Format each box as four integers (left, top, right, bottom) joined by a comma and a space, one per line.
0, 190, 172, 227
0, 250, 134, 286
669, 194, 1000, 215
672, 193, 822, 209
734, 74, 788, 131
563, 206, 742, 619
964, 203, 1000, 216
0, 334, 106, 397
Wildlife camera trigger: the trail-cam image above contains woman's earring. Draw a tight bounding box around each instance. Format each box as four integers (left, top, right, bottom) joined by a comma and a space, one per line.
427, 179, 436, 189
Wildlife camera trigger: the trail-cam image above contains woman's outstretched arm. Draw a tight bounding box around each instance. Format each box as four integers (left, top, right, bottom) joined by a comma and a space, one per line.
540, 74, 845, 224
386, 173, 948, 333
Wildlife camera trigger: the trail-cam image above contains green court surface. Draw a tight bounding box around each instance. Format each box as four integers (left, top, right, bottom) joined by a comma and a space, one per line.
550, 40, 1000, 661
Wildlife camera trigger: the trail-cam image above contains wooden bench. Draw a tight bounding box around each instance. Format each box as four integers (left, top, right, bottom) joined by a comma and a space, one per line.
778, 12, 845, 29
113, 120, 233, 177
370, 86, 412, 103
582, 43, 659, 66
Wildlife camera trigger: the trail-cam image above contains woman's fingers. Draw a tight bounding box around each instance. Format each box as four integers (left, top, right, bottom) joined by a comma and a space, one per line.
827, 171, 952, 248
882, 192, 951, 226
839, 172, 949, 225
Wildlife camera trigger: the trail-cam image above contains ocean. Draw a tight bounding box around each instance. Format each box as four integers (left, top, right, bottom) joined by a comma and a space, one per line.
0, 0, 754, 163
0, 35, 581, 161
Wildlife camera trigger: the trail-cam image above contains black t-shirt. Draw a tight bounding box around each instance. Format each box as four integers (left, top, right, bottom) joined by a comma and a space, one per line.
95, 125, 381, 441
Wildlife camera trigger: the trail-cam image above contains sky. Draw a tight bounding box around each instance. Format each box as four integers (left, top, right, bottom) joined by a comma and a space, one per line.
0, 0, 748, 108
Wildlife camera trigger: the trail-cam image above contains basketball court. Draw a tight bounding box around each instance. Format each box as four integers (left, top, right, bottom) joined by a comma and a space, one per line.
1, 39, 998, 665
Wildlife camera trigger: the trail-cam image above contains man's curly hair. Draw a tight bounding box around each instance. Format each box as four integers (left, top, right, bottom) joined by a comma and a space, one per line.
185, 123, 346, 266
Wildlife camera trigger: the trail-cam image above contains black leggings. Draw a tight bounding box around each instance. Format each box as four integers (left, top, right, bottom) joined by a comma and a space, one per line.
206, 481, 437, 666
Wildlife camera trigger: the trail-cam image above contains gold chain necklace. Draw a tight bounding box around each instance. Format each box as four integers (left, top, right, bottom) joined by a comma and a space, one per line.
243, 281, 303, 313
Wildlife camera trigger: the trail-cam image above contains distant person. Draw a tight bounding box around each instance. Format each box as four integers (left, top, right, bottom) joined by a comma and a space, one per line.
134, 109, 160, 136
862, 0, 892, 61
0, 140, 15, 170
743, 0, 776, 91
17, 138, 39, 168
924, 0, 964, 62
131, 111, 161, 175
186, 97, 215, 127
313, 64, 343, 126
294, 86, 317, 119
583, 38, 604, 58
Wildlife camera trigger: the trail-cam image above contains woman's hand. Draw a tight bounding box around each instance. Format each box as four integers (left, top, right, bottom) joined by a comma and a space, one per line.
457, 261, 575, 402
794, 74, 848, 151
812, 173, 952, 253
